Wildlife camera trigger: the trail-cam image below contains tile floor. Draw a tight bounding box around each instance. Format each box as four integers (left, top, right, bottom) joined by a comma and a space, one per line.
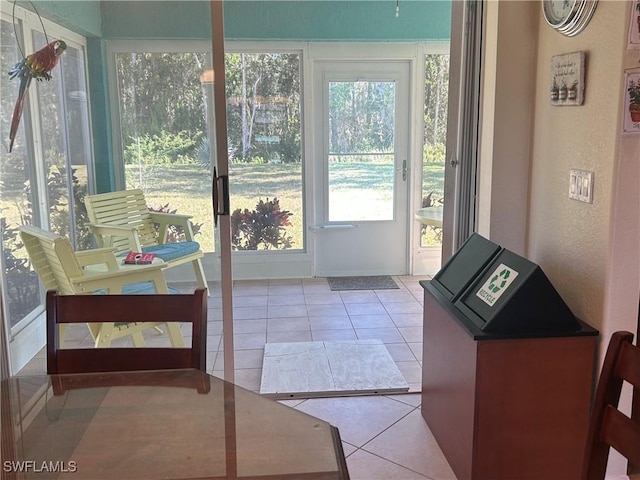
18, 275, 458, 479
206, 275, 428, 393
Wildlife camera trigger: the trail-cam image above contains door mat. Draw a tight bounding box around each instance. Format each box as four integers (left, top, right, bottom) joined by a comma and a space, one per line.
327, 275, 399, 291
260, 340, 409, 399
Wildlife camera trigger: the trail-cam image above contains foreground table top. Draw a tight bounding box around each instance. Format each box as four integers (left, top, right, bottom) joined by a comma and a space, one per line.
1, 369, 349, 480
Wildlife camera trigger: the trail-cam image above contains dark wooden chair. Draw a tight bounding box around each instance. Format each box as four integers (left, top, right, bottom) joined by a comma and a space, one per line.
46, 288, 208, 375
581, 331, 640, 480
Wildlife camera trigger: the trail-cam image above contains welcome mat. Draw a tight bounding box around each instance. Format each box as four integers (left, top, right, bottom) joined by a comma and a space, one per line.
260, 340, 409, 399
327, 275, 399, 291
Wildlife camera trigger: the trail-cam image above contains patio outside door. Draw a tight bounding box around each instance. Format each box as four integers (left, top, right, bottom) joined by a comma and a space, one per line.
312, 61, 410, 276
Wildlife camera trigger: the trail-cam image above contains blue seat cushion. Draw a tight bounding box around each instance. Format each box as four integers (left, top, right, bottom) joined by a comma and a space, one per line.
94, 282, 180, 295
141, 241, 200, 262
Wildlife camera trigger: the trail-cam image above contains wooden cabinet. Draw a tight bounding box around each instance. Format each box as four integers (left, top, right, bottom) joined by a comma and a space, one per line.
421, 281, 598, 480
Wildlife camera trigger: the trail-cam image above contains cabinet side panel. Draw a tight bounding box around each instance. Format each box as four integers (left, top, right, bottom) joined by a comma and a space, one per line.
422, 290, 478, 480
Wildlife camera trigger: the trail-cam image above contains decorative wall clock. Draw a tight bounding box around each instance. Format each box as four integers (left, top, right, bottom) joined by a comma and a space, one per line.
542, 0, 599, 36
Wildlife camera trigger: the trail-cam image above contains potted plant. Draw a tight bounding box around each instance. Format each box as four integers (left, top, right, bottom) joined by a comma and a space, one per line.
628, 79, 640, 123
567, 80, 579, 101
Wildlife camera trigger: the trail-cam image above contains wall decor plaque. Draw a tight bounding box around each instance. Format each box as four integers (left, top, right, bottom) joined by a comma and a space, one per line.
550, 51, 585, 106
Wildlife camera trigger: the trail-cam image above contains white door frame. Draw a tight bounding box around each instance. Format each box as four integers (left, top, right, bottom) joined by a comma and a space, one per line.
310, 59, 411, 276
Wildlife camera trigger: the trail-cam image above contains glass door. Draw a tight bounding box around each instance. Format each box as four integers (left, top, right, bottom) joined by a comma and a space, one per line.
312, 61, 410, 276
108, 2, 234, 380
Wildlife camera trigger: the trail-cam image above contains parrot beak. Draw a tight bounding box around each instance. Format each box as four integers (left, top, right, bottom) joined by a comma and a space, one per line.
54, 40, 67, 56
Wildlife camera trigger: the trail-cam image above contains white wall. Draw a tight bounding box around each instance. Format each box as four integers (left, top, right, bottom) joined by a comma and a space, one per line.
529, 0, 630, 332
477, 0, 538, 256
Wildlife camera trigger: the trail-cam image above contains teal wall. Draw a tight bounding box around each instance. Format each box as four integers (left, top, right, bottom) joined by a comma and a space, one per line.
31, 0, 451, 192
99, 1, 450, 41
223, 1, 451, 41
32, 0, 452, 41
31, 1, 102, 37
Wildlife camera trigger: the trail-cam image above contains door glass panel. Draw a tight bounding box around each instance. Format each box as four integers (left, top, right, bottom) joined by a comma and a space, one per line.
116, 51, 213, 253
113, 37, 229, 378
421, 54, 449, 247
328, 80, 395, 222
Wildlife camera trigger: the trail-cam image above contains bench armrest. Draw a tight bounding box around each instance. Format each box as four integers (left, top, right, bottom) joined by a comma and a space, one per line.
75, 247, 120, 270
149, 212, 196, 242
88, 223, 143, 251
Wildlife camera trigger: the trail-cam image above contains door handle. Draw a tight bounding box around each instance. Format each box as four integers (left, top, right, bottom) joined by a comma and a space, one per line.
212, 167, 230, 227
309, 224, 355, 231
396, 160, 407, 181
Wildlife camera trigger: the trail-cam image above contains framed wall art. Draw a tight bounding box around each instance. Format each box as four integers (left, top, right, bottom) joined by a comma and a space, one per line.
629, 0, 640, 49
550, 51, 585, 106
622, 70, 640, 135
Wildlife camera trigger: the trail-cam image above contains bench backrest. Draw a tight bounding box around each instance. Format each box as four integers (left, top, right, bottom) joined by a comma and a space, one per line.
20, 226, 83, 294
85, 189, 159, 252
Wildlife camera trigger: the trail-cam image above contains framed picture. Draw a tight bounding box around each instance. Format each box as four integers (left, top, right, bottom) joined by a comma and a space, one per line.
622, 70, 640, 135
550, 51, 585, 106
629, 0, 640, 49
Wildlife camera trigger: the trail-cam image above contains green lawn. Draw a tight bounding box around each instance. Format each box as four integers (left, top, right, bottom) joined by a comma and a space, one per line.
126, 163, 305, 252
127, 163, 444, 251
126, 161, 445, 251
1, 161, 445, 254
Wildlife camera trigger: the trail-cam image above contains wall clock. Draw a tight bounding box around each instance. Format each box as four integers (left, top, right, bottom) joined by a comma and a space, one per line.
542, 0, 599, 36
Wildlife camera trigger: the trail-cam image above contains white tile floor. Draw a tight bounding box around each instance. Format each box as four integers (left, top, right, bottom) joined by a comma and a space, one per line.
204, 276, 428, 393
18, 275, 458, 479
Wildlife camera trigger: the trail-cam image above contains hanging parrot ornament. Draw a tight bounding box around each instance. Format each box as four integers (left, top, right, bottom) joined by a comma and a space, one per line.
7, 39, 67, 153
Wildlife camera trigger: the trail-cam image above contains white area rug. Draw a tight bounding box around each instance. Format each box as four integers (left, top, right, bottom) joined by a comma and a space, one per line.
260, 340, 409, 399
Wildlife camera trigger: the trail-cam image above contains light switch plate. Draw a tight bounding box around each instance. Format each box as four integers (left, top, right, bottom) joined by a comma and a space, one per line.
569, 169, 594, 203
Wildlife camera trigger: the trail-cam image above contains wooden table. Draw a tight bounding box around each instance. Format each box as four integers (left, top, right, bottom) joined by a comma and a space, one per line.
1, 369, 349, 479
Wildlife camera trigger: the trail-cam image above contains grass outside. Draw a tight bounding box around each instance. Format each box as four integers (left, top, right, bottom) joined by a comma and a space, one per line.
126, 163, 304, 252
126, 160, 445, 251
1, 161, 445, 255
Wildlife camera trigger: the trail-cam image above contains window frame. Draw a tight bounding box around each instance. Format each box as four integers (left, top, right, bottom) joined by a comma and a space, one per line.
105, 40, 454, 279
105, 40, 214, 191
0, 2, 93, 372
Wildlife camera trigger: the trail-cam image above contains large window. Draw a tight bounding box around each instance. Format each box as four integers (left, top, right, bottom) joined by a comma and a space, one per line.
114, 48, 304, 253
0, 6, 92, 332
114, 47, 213, 251
420, 54, 449, 247
225, 52, 303, 251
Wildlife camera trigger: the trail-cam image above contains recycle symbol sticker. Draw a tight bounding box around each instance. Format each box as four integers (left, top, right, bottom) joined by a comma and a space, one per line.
488, 268, 511, 293
475, 263, 519, 306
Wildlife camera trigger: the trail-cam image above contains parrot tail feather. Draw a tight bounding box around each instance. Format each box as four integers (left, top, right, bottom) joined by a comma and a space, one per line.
8, 78, 31, 153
